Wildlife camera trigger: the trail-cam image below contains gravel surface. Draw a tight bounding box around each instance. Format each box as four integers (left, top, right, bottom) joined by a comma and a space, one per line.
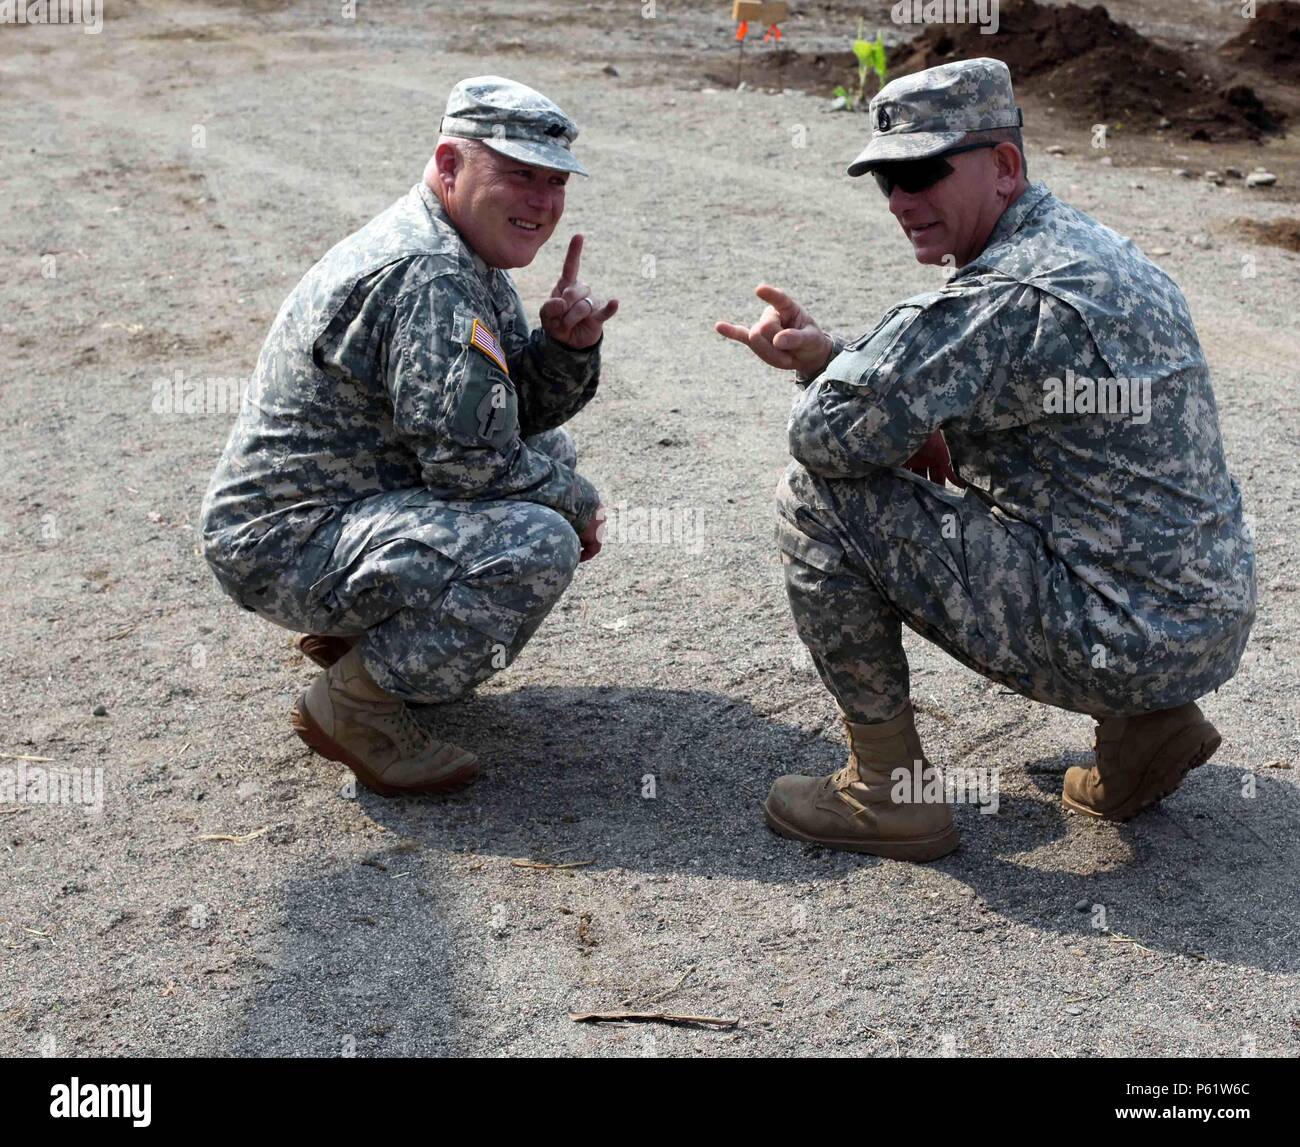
1, 0, 1297, 1058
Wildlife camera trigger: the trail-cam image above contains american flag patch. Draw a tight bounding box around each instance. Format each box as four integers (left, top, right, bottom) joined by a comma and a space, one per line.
469, 317, 509, 376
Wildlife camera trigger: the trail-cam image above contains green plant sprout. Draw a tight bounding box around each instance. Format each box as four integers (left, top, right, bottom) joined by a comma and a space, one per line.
852, 21, 888, 108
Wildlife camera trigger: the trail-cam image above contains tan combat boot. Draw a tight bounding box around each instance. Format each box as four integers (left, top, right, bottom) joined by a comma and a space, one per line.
296, 633, 358, 669
764, 704, 960, 862
1062, 702, 1220, 821
290, 648, 479, 796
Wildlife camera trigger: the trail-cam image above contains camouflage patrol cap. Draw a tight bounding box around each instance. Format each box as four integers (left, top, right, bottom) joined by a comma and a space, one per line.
441, 75, 588, 177
847, 57, 1023, 176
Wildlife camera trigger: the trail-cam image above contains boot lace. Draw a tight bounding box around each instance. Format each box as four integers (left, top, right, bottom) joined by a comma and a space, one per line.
385, 704, 432, 759
830, 763, 871, 819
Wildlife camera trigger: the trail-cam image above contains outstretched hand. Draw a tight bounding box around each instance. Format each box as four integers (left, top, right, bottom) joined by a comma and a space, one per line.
539, 235, 618, 350
715, 284, 834, 376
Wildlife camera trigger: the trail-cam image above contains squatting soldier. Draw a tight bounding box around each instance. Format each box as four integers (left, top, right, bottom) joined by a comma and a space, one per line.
201, 77, 617, 796
717, 58, 1255, 861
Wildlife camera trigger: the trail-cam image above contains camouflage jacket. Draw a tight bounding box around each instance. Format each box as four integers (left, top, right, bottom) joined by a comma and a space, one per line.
201, 183, 601, 590
789, 181, 1254, 639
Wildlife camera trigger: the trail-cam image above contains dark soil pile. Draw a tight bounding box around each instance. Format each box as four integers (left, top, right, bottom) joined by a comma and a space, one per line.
1238, 216, 1300, 252
1221, 1, 1300, 85
889, 0, 1284, 141
715, 0, 1287, 143
707, 45, 860, 96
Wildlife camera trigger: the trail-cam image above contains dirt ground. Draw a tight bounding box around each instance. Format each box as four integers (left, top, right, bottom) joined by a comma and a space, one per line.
2, 0, 1298, 1058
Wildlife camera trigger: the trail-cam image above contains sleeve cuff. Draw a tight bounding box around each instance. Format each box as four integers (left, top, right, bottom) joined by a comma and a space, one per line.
542, 330, 602, 363
569, 473, 602, 532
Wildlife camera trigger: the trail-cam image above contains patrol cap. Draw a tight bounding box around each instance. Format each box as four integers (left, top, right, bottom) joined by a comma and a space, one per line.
847, 57, 1023, 176
440, 75, 588, 177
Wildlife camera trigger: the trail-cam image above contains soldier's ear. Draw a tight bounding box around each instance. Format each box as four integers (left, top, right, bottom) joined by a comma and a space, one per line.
992, 142, 1023, 193
433, 140, 463, 191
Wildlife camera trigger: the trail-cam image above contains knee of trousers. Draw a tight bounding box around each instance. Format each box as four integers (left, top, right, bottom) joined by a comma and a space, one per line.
465, 504, 581, 613
383, 510, 579, 689
524, 427, 578, 470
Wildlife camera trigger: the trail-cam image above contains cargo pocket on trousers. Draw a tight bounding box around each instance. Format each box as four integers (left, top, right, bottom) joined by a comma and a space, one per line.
775, 513, 844, 575
438, 563, 531, 647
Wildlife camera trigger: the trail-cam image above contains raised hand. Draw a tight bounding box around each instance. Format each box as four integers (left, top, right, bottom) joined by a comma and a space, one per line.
539, 235, 619, 350
715, 284, 834, 377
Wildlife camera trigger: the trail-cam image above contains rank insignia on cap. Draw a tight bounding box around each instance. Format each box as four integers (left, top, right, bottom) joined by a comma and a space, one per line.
469, 317, 509, 376
877, 108, 891, 131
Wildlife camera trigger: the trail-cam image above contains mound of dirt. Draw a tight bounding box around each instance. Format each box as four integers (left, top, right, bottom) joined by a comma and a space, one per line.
1221, 1, 1300, 84
1238, 217, 1300, 252
889, 0, 1285, 142
706, 45, 859, 96
716, 0, 1287, 143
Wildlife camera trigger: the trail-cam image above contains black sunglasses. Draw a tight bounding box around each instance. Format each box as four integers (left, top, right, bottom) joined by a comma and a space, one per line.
870, 142, 999, 197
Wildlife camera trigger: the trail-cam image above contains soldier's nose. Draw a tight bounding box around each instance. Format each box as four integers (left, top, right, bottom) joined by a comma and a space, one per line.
889, 186, 918, 217
534, 191, 564, 221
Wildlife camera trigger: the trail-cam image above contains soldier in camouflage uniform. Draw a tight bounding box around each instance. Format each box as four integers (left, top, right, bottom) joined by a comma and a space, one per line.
201, 77, 617, 797
717, 58, 1254, 861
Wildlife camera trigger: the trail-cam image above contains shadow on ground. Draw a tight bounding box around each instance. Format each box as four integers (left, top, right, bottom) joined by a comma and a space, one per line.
226, 685, 1296, 1053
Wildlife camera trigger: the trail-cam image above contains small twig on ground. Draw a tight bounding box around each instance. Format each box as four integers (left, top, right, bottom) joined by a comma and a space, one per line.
511, 859, 595, 871
569, 1010, 738, 1029
196, 827, 270, 845
0, 753, 54, 762
1108, 934, 1156, 955
914, 697, 954, 724
644, 965, 696, 1006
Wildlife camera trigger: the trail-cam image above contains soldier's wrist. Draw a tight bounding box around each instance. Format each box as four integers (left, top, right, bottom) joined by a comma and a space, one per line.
548, 330, 602, 356
794, 334, 842, 388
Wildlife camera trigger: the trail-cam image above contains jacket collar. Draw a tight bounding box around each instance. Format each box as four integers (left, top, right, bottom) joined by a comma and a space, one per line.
415, 182, 494, 281
981, 180, 1052, 254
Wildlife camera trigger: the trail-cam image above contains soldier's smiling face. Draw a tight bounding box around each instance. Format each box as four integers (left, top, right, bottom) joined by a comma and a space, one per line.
435, 140, 568, 269
885, 142, 1025, 268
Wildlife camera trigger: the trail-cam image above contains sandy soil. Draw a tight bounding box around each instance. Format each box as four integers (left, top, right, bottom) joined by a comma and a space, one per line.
1, 0, 1297, 1058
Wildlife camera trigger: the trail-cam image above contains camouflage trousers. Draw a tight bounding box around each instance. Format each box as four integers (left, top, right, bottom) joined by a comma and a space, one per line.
776, 461, 1244, 722
232, 429, 581, 702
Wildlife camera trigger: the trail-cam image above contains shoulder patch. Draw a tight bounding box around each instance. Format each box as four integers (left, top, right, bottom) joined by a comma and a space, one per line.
468, 317, 509, 376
